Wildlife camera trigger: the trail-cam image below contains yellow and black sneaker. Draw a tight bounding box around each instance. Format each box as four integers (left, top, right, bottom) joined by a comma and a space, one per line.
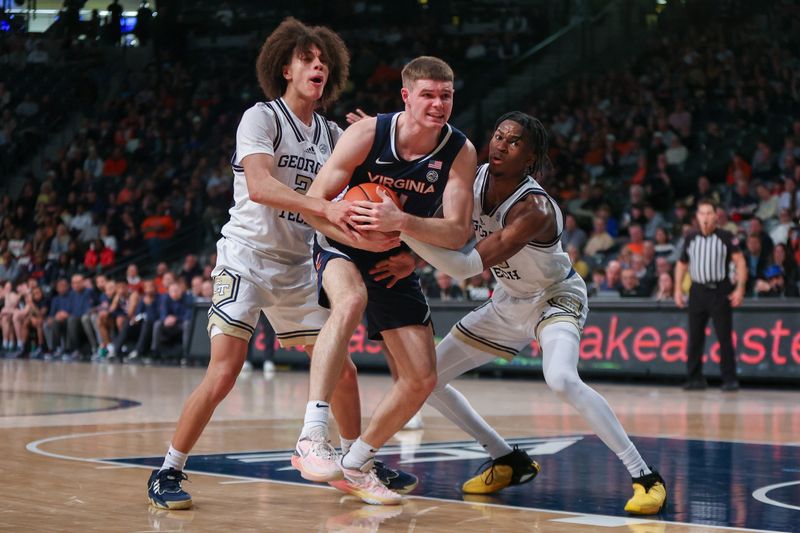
462, 446, 540, 494
624, 468, 667, 515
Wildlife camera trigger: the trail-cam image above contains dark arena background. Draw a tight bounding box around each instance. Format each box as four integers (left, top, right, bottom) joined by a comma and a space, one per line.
1, 1, 799, 532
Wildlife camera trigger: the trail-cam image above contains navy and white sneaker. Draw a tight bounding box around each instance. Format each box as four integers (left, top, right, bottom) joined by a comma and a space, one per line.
147, 468, 192, 510
373, 461, 418, 494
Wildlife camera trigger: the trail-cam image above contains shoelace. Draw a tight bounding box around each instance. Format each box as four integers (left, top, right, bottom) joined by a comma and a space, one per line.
311, 439, 337, 461
159, 470, 188, 491
473, 457, 499, 485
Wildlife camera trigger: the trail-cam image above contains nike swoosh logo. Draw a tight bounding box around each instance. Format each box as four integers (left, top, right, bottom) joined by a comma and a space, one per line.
375, 158, 394, 165
316, 402, 329, 408
518, 473, 535, 483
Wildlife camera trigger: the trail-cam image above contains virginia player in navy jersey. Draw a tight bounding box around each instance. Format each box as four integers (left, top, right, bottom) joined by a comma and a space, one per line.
291, 56, 477, 504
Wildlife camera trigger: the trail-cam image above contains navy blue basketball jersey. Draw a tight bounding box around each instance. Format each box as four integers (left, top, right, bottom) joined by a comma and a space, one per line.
351, 112, 467, 218
319, 112, 467, 267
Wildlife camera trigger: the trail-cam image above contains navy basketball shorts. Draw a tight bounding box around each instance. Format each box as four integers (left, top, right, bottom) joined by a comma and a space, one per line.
313, 234, 432, 341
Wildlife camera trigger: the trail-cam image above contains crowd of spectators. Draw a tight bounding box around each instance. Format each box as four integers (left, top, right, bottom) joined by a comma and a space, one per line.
426, 1, 800, 303
0, 255, 212, 362
2, 2, 800, 362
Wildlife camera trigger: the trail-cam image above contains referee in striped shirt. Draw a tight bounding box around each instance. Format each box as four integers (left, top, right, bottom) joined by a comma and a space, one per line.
674, 198, 747, 392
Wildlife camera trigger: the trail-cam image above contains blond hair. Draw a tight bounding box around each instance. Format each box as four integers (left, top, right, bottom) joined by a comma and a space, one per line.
401, 56, 454, 88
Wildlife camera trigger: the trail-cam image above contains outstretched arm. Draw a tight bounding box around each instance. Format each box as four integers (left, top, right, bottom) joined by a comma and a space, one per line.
402, 194, 557, 280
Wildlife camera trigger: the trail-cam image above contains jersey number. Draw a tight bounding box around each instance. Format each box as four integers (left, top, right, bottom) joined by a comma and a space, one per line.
278, 174, 313, 224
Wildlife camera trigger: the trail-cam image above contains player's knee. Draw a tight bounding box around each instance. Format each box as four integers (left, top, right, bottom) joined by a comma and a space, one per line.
332, 291, 367, 321
544, 370, 581, 399
400, 369, 437, 399
338, 358, 358, 388
207, 372, 237, 404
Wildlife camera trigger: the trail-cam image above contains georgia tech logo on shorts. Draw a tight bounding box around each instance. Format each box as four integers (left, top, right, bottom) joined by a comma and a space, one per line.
213, 273, 235, 302
547, 295, 584, 317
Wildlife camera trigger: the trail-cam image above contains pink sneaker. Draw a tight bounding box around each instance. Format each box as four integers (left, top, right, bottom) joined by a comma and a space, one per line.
292, 436, 343, 482
334, 459, 402, 505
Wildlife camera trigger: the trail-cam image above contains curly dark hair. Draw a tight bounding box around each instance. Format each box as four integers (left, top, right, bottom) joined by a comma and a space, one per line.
255, 17, 350, 109
494, 111, 551, 179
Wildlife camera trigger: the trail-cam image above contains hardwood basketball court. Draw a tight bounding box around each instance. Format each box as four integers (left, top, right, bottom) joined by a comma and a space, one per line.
1, 359, 798, 532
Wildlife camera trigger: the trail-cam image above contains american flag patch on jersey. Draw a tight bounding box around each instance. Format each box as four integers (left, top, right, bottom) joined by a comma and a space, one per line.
428, 160, 442, 169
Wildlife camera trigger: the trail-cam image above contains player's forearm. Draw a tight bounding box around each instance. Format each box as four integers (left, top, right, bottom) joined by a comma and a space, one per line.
247, 176, 327, 218
401, 234, 483, 280
399, 215, 471, 250
304, 212, 359, 248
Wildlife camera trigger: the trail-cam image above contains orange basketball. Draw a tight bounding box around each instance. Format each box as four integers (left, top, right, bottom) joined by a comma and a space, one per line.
343, 182, 401, 208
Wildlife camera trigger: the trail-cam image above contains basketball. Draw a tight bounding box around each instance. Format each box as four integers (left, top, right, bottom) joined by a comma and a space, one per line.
343, 182, 401, 208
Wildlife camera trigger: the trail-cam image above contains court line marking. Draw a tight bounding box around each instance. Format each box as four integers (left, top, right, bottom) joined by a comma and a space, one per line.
25, 428, 780, 533
751, 480, 800, 512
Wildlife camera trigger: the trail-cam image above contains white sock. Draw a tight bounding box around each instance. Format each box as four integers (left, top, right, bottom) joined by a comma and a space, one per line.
339, 436, 356, 456
617, 443, 651, 477
300, 400, 330, 438
341, 437, 377, 470
17, 341, 24, 349
160, 444, 188, 472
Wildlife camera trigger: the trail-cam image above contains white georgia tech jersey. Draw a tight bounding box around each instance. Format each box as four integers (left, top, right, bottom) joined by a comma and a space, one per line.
222, 98, 342, 264
472, 163, 573, 297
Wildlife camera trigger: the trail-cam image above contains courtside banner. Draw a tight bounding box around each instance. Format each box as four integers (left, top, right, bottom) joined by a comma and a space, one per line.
189, 300, 800, 380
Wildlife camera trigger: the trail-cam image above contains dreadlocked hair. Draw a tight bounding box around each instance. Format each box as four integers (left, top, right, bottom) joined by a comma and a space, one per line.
494, 111, 551, 179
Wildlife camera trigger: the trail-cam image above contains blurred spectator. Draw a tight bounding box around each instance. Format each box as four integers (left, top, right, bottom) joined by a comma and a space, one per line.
747, 218, 774, 259
642, 204, 666, 241
754, 265, 799, 298
772, 243, 798, 289
769, 209, 795, 245
624, 224, 646, 256
653, 272, 674, 301
751, 140, 776, 180
463, 271, 493, 301
0, 251, 20, 283
619, 268, 647, 297
728, 178, 758, 222
566, 245, 589, 280
665, 136, 688, 166
119, 279, 159, 361
102, 147, 128, 178
601, 260, 622, 291
726, 152, 752, 186
742, 234, 769, 295
754, 182, 779, 223
778, 177, 799, 217
653, 227, 676, 258
584, 215, 614, 257
141, 206, 176, 260
715, 207, 739, 234
427, 271, 464, 301
561, 214, 587, 252
83, 239, 115, 272
179, 254, 202, 286
152, 282, 193, 359
587, 268, 605, 297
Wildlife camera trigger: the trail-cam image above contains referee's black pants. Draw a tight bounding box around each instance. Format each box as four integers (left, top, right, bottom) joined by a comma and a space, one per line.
686, 282, 737, 383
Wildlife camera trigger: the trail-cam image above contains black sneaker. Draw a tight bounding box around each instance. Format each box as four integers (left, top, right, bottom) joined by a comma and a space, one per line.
373, 461, 419, 494
147, 468, 192, 510
682, 378, 707, 391
721, 380, 740, 392
462, 445, 540, 494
